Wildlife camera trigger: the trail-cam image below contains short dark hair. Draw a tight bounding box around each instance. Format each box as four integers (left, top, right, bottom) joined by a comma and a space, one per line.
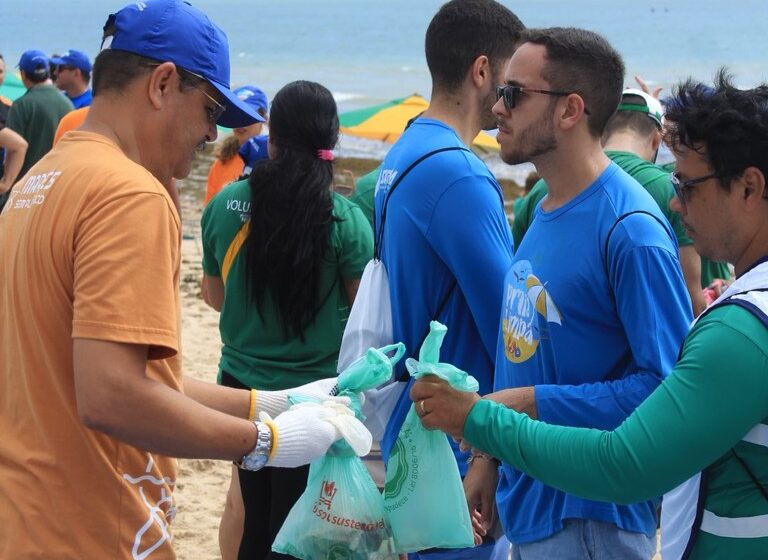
425, 0, 524, 93
602, 95, 660, 143
91, 50, 155, 96
664, 69, 768, 195
522, 27, 624, 138
81, 69, 91, 85
92, 50, 201, 97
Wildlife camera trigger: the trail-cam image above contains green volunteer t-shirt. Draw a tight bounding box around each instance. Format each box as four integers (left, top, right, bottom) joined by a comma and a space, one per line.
349, 165, 379, 231
6, 84, 73, 178
512, 152, 692, 250
606, 151, 692, 246
201, 179, 373, 390
511, 180, 547, 249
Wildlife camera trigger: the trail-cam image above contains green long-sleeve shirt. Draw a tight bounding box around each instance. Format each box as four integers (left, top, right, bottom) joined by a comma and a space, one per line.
465, 304, 768, 557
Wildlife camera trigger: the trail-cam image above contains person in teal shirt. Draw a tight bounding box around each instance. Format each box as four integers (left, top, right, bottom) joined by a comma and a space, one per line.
413, 72, 768, 560
202, 80, 372, 560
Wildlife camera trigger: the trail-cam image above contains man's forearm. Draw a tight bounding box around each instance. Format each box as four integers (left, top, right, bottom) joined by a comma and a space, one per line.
84, 374, 257, 460
484, 386, 537, 419
183, 376, 251, 419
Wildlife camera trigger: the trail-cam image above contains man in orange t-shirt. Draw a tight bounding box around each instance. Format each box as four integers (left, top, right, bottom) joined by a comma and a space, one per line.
0, 2, 348, 558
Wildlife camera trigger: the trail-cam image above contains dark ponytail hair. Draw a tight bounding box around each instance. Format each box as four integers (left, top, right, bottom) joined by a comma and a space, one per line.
245, 80, 339, 340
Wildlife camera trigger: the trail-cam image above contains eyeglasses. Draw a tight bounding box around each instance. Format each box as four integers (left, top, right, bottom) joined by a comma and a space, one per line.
141, 62, 226, 124
495, 84, 591, 115
177, 67, 226, 124
670, 172, 731, 204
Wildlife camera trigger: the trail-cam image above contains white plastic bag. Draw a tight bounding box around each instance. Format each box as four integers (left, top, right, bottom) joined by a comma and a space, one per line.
337, 259, 393, 372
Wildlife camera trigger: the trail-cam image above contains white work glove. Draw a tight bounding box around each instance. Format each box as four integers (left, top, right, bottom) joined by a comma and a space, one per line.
261, 403, 341, 468
255, 377, 341, 418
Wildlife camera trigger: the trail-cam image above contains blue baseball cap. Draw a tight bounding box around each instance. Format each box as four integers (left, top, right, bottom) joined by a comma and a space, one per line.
233, 85, 269, 115
17, 49, 50, 79
102, 0, 263, 128
50, 50, 92, 72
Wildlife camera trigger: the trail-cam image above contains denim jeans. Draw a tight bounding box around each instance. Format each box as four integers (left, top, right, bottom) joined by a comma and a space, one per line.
511, 519, 655, 560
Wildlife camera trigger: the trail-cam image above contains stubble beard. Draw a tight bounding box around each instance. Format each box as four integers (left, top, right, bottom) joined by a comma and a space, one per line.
500, 106, 557, 166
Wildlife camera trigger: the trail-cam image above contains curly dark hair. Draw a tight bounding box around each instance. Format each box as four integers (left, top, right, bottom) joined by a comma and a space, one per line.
245, 80, 340, 340
663, 68, 768, 194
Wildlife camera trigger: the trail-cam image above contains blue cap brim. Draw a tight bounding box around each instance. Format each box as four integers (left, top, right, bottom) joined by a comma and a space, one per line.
210, 81, 265, 128
50, 57, 66, 65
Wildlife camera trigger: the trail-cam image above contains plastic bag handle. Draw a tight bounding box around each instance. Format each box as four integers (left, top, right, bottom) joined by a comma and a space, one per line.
377, 343, 406, 367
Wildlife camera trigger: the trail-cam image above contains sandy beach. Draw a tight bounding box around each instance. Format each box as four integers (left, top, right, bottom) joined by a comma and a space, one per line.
172, 153, 232, 560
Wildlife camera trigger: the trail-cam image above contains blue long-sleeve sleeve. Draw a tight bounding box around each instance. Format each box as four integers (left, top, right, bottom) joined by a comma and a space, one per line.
535, 243, 691, 429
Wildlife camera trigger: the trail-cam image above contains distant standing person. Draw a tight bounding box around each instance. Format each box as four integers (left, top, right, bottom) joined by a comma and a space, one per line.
51, 49, 94, 108
202, 81, 372, 559
2, 49, 72, 211
0, 54, 14, 190
205, 85, 269, 205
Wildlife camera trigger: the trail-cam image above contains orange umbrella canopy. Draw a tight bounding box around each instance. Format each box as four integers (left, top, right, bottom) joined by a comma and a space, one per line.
339, 94, 498, 150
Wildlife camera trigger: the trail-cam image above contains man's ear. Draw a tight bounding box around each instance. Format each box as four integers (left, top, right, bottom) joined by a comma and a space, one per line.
470, 55, 490, 88
146, 61, 177, 110
740, 166, 767, 206
557, 93, 588, 131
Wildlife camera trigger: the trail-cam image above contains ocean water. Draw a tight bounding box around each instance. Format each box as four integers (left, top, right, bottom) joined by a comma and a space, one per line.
3, 0, 767, 109
3, 0, 767, 178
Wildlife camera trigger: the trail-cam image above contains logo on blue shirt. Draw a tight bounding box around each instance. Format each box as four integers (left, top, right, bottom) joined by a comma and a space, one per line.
502, 260, 563, 363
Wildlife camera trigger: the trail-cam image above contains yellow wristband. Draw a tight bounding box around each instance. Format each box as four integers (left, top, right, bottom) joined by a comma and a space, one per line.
262, 418, 279, 461
248, 389, 257, 422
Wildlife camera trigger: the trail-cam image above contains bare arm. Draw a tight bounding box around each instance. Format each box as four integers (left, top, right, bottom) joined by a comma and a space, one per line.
679, 245, 706, 316
202, 273, 224, 311
183, 376, 250, 418
0, 127, 28, 193
73, 338, 255, 460
344, 278, 361, 308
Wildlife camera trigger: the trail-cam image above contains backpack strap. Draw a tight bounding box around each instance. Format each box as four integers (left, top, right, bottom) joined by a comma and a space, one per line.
374, 146, 471, 259
373, 145, 470, 380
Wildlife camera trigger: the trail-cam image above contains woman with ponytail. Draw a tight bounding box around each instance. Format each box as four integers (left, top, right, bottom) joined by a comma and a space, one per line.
201, 80, 373, 560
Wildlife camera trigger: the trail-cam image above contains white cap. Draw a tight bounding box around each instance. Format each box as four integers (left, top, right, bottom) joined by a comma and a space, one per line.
619, 88, 664, 127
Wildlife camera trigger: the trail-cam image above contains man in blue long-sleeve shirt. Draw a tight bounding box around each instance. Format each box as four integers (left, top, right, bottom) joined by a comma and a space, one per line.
478, 27, 692, 559
376, 1, 524, 558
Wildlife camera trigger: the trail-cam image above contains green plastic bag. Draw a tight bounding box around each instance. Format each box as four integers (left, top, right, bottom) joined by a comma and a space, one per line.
383, 322, 479, 553
272, 344, 405, 560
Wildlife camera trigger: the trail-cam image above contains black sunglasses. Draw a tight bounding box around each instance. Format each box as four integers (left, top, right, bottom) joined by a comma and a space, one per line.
496, 84, 591, 115
670, 172, 732, 205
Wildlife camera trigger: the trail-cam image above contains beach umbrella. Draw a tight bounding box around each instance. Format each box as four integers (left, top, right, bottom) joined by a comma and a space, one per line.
340, 94, 499, 150
0, 73, 28, 103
